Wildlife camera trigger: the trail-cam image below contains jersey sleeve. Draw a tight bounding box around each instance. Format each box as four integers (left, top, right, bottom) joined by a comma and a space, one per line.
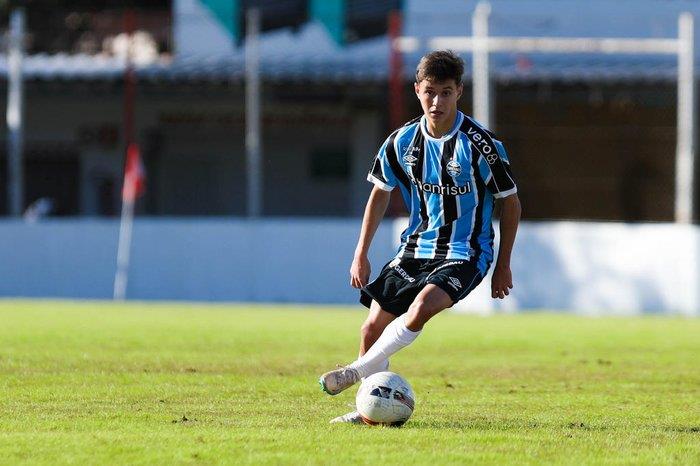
477, 136, 518, 199
367, 134, 399, 191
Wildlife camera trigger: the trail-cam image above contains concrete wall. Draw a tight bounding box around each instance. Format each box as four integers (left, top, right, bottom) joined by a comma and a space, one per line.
0, 219, 698, 315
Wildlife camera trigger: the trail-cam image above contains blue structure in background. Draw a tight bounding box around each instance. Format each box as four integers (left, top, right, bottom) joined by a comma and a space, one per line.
310, 0, 345, 44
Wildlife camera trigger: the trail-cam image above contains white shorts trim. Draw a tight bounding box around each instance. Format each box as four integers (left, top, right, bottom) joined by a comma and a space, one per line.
493, 187, 518, 199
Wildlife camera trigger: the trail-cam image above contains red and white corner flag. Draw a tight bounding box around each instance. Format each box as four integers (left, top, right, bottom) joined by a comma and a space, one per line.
114, 142, 146, 300
122, 142, 145, 203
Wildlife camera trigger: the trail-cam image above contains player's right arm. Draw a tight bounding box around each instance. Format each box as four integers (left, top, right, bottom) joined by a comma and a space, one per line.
352, 132, 401, 288
350, 186, 392, 289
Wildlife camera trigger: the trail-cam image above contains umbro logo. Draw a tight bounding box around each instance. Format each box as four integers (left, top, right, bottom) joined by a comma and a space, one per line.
403, 154, 418, 166
403, 146, 420, 166
447, 277, 462, 290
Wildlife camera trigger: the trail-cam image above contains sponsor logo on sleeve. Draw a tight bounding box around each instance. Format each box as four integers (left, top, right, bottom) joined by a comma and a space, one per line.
466, 127, 500, 165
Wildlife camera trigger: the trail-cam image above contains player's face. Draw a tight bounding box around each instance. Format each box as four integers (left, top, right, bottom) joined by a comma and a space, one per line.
414, 79, 463, 127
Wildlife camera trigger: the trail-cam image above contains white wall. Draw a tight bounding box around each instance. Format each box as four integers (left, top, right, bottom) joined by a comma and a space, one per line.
0, 218, 393, 304
448, 222, 700, 316
0, 219, 698, 315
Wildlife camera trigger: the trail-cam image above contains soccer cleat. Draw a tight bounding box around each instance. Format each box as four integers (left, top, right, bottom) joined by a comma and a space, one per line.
329, 410, 364, 424
319, 366, 360, 395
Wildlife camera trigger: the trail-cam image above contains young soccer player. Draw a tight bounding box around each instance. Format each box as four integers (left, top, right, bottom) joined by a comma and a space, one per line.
321, 50, 521, 423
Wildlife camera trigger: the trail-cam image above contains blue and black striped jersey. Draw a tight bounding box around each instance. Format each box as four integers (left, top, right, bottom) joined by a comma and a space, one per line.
367, 111, 517, 274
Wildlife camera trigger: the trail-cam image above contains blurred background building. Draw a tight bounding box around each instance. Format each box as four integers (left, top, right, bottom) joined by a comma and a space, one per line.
0, 0, 698, 312
1, 0, 697, 221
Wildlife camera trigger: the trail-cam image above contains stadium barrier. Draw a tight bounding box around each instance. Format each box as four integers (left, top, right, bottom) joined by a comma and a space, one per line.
0, 219, 697, 315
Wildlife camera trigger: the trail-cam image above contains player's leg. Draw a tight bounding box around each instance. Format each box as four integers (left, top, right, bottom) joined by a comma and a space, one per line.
321, 257, 427, 396
359, 300, 396, 362
329, 302, 396, 423
403, 284, 453, 331
321, 285, 452, 395
349, 285, 451, 374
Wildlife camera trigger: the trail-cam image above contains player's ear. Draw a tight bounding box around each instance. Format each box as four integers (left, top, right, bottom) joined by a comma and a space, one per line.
414, 81, 420, 96
457, 83, 463, 99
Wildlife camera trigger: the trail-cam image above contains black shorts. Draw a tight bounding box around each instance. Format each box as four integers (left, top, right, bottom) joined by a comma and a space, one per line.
359, 257, 485, 317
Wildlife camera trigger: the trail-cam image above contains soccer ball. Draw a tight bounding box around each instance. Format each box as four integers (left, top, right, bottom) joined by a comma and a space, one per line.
355, 371, 415, 426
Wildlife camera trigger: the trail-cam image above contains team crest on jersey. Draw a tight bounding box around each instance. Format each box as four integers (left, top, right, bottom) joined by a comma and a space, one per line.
446, 160, 462, 177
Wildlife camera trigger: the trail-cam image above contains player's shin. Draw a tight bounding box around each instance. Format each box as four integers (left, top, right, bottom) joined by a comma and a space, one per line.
361, 358, 389, 379
348, 315, 420, 378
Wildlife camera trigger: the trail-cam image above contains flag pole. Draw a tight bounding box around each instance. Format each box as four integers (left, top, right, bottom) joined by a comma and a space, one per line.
388, 10, 404, 130
245, 8, 262, 217
7, 8, 25, 216
114, 8, 137, 301
114, 196, 135, 300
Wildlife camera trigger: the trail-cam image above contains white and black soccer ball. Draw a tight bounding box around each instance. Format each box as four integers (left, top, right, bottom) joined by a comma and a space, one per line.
355, 371, 415, 426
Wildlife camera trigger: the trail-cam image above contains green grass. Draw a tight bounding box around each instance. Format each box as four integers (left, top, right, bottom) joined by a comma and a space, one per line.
0, 300, 698, 465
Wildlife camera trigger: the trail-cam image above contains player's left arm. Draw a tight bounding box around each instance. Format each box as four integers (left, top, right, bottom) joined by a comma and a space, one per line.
492, 193, 521, 299
473, 129, 520, 299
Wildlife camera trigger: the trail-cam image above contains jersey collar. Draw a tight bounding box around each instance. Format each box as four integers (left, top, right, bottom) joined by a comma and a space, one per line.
420, 111, 464, 142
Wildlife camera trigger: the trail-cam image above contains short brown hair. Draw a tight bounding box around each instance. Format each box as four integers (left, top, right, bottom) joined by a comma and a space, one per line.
415, 50, 464, 85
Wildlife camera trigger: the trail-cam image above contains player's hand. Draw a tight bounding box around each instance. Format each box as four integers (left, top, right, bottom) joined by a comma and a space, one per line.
350, 254, 371, 289
491, 264, 513, 299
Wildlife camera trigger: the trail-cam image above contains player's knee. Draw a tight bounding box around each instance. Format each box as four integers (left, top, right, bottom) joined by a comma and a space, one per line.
360, 319, 383, 341
405, 298, 432, 327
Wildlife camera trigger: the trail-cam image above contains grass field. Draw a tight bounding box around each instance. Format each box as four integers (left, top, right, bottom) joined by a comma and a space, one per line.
0, 300, 698, 465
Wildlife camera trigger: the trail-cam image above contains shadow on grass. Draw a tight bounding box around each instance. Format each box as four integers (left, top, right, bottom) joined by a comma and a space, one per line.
667, 426, 700, 433
407, 419, 700, 434
406, 417, 611, 432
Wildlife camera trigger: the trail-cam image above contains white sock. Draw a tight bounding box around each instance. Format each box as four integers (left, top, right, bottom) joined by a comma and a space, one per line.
360, 358, 389, 380
348, 315, 420, 378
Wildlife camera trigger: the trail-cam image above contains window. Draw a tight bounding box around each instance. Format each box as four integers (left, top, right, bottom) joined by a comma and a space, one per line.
310, 150, 349, 181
